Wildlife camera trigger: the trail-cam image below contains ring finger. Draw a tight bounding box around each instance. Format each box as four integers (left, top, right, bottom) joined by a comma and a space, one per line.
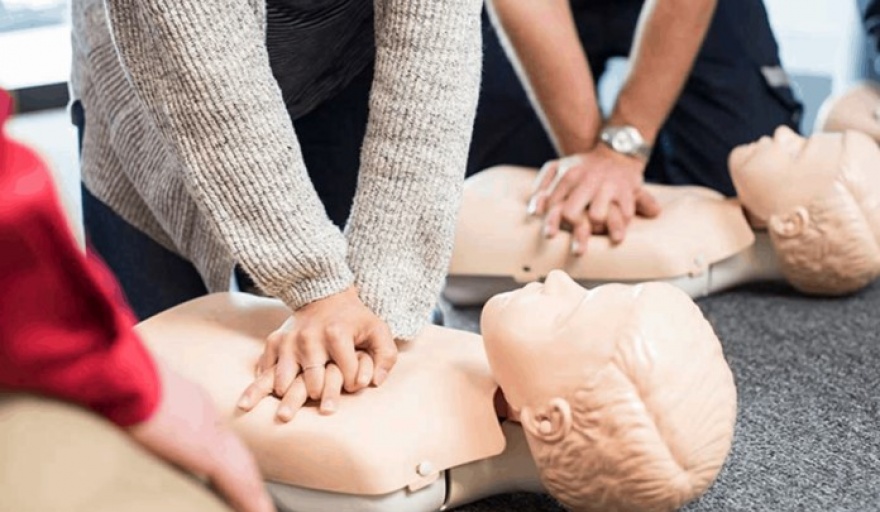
301, 361, 327, 401
320, 364, 344, 415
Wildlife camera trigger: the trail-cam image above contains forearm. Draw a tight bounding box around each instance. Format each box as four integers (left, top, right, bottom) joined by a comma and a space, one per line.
487, 0, 600, 155
609, 0, 717, 143
345, 0, 483, 340
103, 0, 353, 309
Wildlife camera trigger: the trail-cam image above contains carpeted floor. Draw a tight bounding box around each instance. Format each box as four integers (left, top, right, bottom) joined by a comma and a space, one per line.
447, 280, 880, 512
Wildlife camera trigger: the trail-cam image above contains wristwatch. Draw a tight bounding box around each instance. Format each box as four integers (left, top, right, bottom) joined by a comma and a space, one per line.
599, 125, 652, 161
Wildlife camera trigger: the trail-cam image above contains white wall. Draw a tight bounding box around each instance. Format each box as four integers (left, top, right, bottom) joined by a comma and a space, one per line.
764, 0, 864, 94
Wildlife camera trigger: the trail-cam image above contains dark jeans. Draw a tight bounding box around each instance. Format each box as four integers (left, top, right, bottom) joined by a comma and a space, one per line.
468, 0, 804, 197
76, 65, 373, 319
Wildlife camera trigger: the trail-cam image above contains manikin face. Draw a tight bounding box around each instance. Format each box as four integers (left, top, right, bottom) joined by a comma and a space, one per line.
729, 126, 842, 223
481, 271, 637, 414
482, 274, 737, 511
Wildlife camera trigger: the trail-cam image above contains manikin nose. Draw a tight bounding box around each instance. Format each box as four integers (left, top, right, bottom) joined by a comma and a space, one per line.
543, 269, 578, 294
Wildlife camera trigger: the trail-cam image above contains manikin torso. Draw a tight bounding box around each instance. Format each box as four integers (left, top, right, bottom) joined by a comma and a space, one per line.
137, 293, 539, 512
445, 166, 781, 305
137, 280, 736, 512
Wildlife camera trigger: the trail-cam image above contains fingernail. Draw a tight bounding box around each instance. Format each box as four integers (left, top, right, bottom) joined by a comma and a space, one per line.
527, 197, 538, 216
570, 240, 580, 255
321, 400, 336, 414
277, 406, 293, 421
357, 374, 371, 387
543, 225, 553, 239
237, 396, 251, 410
374, 369, 388, 386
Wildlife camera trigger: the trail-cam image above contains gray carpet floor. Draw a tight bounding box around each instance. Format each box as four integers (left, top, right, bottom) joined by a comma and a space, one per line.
448, 280, 880, 511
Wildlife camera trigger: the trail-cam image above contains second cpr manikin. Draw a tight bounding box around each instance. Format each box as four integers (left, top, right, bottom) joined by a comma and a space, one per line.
445, 128, 880, 305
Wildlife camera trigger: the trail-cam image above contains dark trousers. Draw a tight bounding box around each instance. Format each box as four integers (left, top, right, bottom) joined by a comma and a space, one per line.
77, 66, 373, 319
468, 0, 803, 197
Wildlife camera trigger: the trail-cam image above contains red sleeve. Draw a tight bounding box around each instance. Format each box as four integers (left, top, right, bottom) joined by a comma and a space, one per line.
0, 91, 160, 427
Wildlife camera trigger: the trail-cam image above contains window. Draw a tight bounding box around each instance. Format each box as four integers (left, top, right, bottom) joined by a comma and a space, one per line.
0, 0, 71, 109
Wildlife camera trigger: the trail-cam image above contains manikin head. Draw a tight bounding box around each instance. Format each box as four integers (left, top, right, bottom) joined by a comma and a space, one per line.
729, 126, 880, 295
481, 271, 737, 512
815, 81, 880, 141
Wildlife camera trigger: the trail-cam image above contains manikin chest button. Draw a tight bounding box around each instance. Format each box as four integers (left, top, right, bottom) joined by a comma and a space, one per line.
417, 461, 435, 477
689, 255, 707, 277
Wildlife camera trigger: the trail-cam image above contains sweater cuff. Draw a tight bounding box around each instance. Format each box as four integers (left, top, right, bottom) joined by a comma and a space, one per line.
274, 268, 356, 311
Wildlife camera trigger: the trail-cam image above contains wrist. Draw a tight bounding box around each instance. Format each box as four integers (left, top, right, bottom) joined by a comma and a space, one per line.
608, 96, 660, 145
598, 124, 653, 162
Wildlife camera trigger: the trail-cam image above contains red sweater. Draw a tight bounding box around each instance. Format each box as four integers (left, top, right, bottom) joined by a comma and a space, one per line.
0, 90, 160, 427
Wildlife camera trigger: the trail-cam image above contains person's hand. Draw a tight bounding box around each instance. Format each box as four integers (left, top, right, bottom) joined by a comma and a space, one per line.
237, 353, 373, 421
528, 144, 662, 254
128, 361, 275, 512
239, 287, 397, 421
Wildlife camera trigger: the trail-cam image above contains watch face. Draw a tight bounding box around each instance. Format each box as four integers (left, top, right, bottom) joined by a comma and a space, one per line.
612, 130, 635, 153
602, 126, 649, 159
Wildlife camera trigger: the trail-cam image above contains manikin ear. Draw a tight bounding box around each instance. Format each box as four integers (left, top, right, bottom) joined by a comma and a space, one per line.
769, 207, 809, 239
520, 398, 573, 444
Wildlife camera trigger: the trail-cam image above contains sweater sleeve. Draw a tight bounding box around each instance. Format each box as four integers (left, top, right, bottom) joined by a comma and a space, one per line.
345, 0, 484, 340
102, 0, 354, 309
0, 127, 160, 428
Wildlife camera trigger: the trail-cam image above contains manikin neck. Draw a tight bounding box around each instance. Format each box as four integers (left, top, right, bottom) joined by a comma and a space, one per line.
442, 420, 544, 510
708, 230, 783, 293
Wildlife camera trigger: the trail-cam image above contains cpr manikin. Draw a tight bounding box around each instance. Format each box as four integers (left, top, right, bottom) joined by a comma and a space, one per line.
137, 272, 737, 512
815, 81, 880, 140
729, 126, 880, 294
445, 127, 880, 305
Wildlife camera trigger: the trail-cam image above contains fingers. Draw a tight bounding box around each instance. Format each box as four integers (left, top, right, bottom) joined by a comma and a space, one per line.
276, 375, 309, 422
546, 160, 579, 213
606, 185, 635, 244
256, 331, 280, 378
274, 353, 374, 421
356, 351, 374, 389
324, 327, 360, 393
606, 204, 627, 244
560, 176, 600, 251
586, 183, 616, 228
529, 160, 560, 215
570, 215, 592, 256
543, 204, 563, 239
296, 330, 329, 400
560, 175, 600, 225
237, 367, 275, 412
635, 188, 662, 218
273, 339, 298, 397
361, 323, 396, 387
320, 364, 344, 415
300, 363, 326, 402
618, 185, 636, 220
257, 317, 295, 376
207, 433, 276, 512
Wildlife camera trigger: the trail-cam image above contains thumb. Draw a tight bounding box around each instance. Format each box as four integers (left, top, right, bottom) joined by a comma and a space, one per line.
635, 188, 662, 218
363, 323, 397, 387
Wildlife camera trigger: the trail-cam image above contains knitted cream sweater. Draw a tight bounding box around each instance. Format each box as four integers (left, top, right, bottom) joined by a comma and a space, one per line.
70, 0, 482, 340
